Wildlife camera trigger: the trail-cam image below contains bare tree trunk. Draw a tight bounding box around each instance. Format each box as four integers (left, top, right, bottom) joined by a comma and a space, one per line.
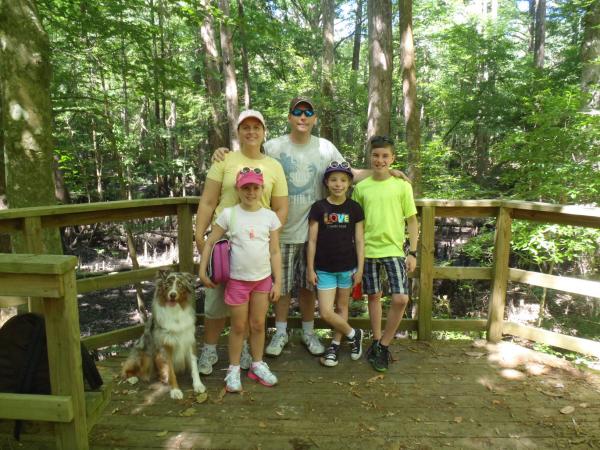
218, 0, 240, 150
533, 0, 546, 68
320, 0, 335, 142
199, 0, 228, 150
400, 0, 421, 195
237, 0, 251, 109
581, 0, 600, 112
0, 0, 62, 255
528, 0, 535, 52
352, 0, 364, 72
0, 85, 10, 252
366, 0, 393, 153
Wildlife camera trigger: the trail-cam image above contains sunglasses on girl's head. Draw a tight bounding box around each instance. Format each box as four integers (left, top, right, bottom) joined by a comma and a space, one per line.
290, 108, 315, 118
328, 161, 350, 169
241, 167, 262, 174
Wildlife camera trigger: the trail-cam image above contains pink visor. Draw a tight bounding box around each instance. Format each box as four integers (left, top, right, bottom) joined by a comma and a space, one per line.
236, 169, 264, 188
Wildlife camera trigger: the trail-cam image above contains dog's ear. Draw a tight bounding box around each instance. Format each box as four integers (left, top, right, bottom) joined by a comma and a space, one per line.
182, 273, 196, 291
157, 269, 170, 281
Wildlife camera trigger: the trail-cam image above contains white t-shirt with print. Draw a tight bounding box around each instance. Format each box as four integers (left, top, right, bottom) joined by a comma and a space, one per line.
265, 135, 344, 244
215, 205, 281, 281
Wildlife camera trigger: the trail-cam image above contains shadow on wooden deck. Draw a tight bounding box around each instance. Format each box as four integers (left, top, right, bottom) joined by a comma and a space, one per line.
4, 337, 600, 449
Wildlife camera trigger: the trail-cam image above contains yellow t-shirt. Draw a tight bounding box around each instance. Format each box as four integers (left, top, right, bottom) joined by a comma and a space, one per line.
352, 176, 417, 258
206, 151, 288, 222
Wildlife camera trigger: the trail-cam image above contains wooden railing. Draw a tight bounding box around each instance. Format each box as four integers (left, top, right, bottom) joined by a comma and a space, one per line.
1, 198, 599, 358
0, 254, 109, 450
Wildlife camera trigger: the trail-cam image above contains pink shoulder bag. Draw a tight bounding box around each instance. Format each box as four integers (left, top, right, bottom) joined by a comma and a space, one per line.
207, 207, 237, 284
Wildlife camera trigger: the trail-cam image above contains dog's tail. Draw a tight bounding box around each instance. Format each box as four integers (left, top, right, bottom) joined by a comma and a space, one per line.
121, 318, 155, 380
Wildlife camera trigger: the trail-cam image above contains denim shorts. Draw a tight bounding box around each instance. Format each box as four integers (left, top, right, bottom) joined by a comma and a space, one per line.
316, 269, 354, 290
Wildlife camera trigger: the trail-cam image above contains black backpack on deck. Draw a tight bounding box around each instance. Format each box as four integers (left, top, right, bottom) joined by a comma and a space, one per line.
0, 313, 103, 440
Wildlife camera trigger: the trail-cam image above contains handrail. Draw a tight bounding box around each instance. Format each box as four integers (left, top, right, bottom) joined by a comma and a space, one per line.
1, 198, 599, 357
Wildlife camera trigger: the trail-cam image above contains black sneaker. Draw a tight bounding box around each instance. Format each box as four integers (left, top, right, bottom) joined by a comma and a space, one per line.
366, 340, 379, 363
348, 329, 363, 361
320, 343, 340, 367
370, 343, 391, 372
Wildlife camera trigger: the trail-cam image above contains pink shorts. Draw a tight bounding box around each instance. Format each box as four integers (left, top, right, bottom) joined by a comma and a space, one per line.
224, 276, 273, 306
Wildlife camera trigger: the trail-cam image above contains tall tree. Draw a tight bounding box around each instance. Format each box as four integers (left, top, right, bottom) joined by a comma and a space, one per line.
237, 0, 251, 109
0, 0, 62, 254
399, 0, 421, 195
366, 0, 393, 147
320, 0, 335, 142
581, 0, 600, 112
218, 0, 240, 150
352, 0, 364, 72
199, 0, 228, 151
533, 0, 546, 68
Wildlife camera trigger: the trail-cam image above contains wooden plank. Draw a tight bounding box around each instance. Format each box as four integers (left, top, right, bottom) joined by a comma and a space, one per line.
434, 206, 499, 218
43, 270, 89, 450
433, 266, 492, 280
418, 206, 435, 341
487, 207, 512, 342
0, 393, 73, 422
503, 321, 600, 358
86, 386, 112, 432
0, 217, 22, 233
76, 264, 177, 294
176, 204, 194, 274
509, 268, 600, 298
82, 324, 145, 349
416, 199, 502, 208
0, 295, 28, 307
0, 254, 77, 274
431, 319, 487, 332
0, 273, 63, 298
511, 208, 600, 229
41, 205, 179, 229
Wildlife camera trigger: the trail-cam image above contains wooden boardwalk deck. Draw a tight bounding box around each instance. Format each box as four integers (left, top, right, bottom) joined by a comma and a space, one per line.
4, 337, 600, 449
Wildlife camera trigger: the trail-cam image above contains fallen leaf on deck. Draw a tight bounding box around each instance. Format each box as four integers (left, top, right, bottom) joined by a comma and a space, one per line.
367, 374, 385, 383
560, 406, 575, 415
454, 416, 463, 423
126, 377, 139, 385
195, 392, 208, 404
111, 408, 120, 414
579, 403, 589, 408
539, 389, 563, 398
275, 411, 284, 416
348, 381, 358, 386
258, 421, 267, 428
366, 426, 376, 432
464, 352, 485, 358
179, 407, 197, 417
155, 431, 168, 437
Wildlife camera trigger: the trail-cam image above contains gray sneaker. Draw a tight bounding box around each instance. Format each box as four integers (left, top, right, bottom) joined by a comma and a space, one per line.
240, 340, 252, 370
265, 332, 288, 357
302, 332, 325, 356
197, 346, 218, 375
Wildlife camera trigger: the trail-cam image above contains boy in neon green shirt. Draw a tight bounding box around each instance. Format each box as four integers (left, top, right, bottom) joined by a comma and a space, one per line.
351, 135, 419, 372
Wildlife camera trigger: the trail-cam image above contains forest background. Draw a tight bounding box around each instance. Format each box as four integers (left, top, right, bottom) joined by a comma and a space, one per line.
0, 0, 599, 349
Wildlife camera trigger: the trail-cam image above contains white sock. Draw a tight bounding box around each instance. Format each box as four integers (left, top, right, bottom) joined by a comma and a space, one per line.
302, 321, 314, 335
228, 364, 240, 371
204, 343, 217, 352
346, 329, 356, 340
332, 340, 341, 346
251, 361, 263, 369
275, 322, 287, 335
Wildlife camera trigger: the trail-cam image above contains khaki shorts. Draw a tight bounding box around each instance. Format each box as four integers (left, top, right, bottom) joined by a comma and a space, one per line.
203, 284, 229, 319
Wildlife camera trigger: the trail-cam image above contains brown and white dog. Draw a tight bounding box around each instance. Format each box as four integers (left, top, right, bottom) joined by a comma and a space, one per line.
121, 270, 205, 399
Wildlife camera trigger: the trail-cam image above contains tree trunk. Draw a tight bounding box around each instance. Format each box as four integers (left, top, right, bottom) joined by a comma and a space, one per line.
199, 0, 228, 150
218, 0, 240, 150
0, 0, 62, 254
366, 0, 393, 153
320, 0, 335, 142
581, 0, 600, 112
399, 0, 421, 195
0, 85, 10, 252
528, 0, 535, 52
352, 0, 364, 72
533, 0, 546, 68
237, 0, 251, 109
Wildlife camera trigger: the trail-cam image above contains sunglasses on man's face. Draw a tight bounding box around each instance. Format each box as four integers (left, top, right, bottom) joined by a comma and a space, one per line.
328, 161, 350, 169
240, 167, 262, 174
290, 108, 315, 118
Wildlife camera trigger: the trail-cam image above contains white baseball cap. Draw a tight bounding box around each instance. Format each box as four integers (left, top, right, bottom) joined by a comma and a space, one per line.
236, 109, 266, 129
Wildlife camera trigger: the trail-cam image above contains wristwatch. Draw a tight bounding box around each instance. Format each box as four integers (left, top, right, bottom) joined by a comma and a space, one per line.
408, 250, 417, 258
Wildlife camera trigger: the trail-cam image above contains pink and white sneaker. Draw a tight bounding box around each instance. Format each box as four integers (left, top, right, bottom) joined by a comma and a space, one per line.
248, 361, 278, 387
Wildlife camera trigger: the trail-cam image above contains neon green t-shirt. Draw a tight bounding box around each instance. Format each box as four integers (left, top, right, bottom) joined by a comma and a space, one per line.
352, 176, 417, 258
206, 151, 288, 222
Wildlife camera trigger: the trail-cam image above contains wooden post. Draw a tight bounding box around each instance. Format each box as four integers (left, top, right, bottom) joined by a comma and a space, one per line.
418, 206, 435, 340
487, 207, 512, 342
43, 262, 89, 450
177, 204, 194, 274
23, 217, 45, 314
